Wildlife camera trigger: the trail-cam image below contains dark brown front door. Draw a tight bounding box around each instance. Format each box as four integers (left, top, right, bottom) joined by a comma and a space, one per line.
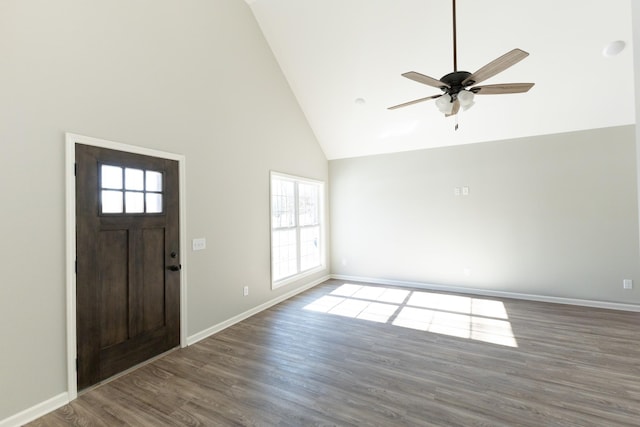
76, 144, 180, 390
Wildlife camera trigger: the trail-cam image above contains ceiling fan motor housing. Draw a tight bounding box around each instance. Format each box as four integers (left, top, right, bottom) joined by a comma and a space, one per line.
440, 71, 474, 100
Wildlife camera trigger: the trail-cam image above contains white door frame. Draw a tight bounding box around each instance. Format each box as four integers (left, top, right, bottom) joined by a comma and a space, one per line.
65, 133, 188, 400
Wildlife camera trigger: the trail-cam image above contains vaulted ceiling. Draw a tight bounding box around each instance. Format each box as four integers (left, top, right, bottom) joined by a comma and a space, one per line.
246, 0, 634, 160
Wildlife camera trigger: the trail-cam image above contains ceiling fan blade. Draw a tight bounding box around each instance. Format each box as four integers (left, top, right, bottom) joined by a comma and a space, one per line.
462, 48, 529, 86
402, 71, 450, 89
388, 94, 442, 110
472, 83, 535, 95
446, 99, 460, 117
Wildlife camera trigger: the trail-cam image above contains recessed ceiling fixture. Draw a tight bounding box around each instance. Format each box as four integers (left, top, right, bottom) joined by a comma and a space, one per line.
603, 40, 625, 57
389, 0, 534, 119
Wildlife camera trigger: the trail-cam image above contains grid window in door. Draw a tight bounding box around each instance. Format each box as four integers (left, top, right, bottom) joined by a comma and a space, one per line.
271, 172, 324, 287
100, 165, 164, 214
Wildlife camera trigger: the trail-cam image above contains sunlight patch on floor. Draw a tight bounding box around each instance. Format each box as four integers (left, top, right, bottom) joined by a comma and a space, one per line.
305, 294, 398, 324
304, 284, 518, 347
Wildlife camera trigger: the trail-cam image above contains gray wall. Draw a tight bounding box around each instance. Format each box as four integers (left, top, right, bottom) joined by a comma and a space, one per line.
0, 0, 328, 420
330, 126, 640, 303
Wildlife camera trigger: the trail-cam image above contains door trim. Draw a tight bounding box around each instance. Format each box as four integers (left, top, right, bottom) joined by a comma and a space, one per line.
65, 133, 188, 400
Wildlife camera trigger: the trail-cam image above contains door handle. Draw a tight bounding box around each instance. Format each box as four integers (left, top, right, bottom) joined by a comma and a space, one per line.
167, 264, 182, 271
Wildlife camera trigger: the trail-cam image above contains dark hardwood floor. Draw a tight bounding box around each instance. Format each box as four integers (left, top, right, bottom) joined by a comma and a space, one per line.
29, 279, 640, 426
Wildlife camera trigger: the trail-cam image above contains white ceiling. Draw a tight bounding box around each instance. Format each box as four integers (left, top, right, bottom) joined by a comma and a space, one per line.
247, 0, 635, 160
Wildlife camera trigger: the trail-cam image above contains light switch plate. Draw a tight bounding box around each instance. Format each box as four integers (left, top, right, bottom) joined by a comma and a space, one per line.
623, 279, 633, 289
192, 238, 206, 251
462, 186, 470, 196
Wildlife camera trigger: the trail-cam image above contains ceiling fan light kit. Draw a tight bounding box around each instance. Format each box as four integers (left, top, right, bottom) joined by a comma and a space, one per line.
389, 0, 534, 123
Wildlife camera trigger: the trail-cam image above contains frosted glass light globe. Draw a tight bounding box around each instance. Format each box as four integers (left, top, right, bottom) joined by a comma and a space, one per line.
436, 94, 453, 114
457, 90, 475, 106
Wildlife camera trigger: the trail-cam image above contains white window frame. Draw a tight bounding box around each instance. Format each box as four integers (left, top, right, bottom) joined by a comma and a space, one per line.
270, 171, 325, 289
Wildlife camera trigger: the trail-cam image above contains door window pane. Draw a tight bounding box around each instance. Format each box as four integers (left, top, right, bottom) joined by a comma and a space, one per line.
100, 165, 164, 215
125, 168, 144, 191
102, 190, 123, 213
146, 193, 163, 213
101, 165, 123, 189
146, 171, 162, 192
125, 192, 144, 213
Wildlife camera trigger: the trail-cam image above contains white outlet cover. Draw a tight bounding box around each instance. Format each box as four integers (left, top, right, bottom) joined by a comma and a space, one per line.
454, 187, 461, 196
462, 186, 470, 196
623, 279, 633, 289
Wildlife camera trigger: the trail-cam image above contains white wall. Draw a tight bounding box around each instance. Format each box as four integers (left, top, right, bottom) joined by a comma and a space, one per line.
330, 126, 640, 303
0, 0, 328, 421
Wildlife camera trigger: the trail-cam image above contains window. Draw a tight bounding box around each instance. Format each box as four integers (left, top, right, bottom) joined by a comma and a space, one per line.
100, 164, 163, 214
271, 172, 324, 287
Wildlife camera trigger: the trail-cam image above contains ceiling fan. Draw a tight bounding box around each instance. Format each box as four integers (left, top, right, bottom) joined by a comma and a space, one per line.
389, 0, 534, 117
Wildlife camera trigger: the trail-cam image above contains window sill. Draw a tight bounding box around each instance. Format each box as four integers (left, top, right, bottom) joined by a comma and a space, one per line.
272, 265, 325, 290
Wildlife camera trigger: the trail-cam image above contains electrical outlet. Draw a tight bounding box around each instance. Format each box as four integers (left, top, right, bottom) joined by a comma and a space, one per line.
243, 286, 249, 296
623, 279, 633, 290
454, 187, 461, 196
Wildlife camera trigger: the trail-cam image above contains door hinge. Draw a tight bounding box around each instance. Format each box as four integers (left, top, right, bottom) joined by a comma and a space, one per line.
76, 357, 78, 371
75, 259, 77, 274
74, 163, 77, 176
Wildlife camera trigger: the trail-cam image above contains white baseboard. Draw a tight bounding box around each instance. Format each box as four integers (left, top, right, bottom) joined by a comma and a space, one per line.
187, 275, 330, 345
330, 274, 640, 312
0, 393, 68, 427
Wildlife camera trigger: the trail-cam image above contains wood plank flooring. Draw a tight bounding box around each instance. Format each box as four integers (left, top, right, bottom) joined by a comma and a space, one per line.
29, 279, 640, 426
